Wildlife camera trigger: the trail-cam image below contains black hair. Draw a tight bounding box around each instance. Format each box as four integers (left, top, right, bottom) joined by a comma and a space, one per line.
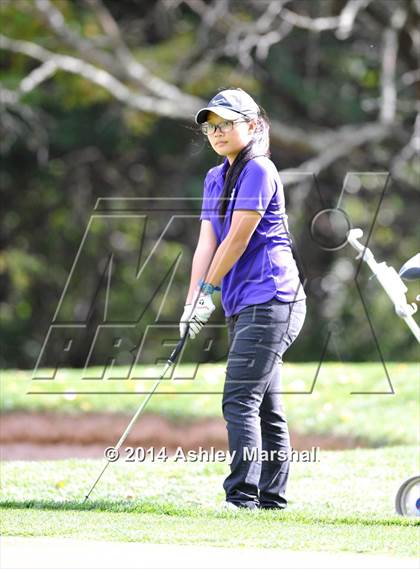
216, 95, 271, 218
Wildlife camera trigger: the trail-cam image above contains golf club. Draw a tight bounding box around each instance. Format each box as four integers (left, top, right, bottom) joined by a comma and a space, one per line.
83, 187, 236, 504
83, 323, 190, 503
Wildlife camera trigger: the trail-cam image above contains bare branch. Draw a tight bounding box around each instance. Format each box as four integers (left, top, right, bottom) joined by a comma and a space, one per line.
181, 0, 368, 80
282, 122, 391, 176
0, 34, 196, 118
390, 112, 420, 188
379, 7, 407, 125
278, 0, 372, 39
0, 25, 399, 181
84, 0, 192, 102
0, 84, 19, 106
0, 32, 300, 151
336, 0, 373, 39
19, 61, 57, 94
255, 25, 292, 60
380, 27, 398, 124
0, 84, 49, 160
34, 0, 96, 50
222, 1, 291, 69
254, 0, 287, 33
182, 0, 215, 18
279, 122, 393, 213
33, 0, 198, 106
279, 7, 340, 32
1, 0, 410, 179
33, 0, 117, 71
180, 0, 291, 72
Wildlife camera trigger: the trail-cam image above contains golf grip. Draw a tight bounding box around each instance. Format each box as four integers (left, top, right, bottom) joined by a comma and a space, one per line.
168, 323, 190, 364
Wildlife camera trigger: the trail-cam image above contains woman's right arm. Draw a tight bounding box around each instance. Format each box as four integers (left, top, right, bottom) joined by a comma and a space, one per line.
185, 220, 218, 304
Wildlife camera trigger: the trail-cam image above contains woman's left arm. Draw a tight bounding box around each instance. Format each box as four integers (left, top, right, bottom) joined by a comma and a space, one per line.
204, 209, 262, 288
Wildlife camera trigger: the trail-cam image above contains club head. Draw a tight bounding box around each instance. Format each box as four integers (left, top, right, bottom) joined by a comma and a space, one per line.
399, 253, 420, 281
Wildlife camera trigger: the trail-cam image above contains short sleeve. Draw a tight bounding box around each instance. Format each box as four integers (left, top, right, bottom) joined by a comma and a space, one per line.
200, 175, 211, 221
233, 160, 276, 216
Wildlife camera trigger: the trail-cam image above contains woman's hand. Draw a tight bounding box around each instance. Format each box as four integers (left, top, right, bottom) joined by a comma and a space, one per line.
179, 294, 216, 339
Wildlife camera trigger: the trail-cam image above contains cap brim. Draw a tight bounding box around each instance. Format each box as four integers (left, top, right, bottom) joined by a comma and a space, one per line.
194, 107, 243, 124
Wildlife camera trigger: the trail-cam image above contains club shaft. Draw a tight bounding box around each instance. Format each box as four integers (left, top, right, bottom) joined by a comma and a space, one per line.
114, 361, 172, 452
83, 325, 190, 502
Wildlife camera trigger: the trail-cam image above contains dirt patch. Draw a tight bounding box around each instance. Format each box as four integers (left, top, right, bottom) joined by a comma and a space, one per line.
0, 411, 370, 460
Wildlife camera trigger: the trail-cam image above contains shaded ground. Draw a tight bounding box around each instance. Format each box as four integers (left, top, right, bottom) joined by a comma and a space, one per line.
0, 411, 372, 460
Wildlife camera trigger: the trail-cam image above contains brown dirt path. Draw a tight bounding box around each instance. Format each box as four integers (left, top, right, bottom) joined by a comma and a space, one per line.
0, 411, 370, 460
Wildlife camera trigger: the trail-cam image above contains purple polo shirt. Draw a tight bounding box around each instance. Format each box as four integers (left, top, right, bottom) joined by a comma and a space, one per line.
200, 156, 306, 317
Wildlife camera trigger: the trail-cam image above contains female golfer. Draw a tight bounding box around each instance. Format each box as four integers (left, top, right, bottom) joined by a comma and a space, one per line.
180, 88, 306, 510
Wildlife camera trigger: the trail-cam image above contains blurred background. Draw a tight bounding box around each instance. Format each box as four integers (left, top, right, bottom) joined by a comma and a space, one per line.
1, 0, 419, 370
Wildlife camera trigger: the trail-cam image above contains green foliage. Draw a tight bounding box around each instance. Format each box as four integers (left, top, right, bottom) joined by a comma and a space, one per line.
1, 1, 418, 367
134, 32, 196, 81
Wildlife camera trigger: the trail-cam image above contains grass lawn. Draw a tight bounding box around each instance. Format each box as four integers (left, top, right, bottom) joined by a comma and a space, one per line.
1, 446, 419, 556
1, 363, 419, 445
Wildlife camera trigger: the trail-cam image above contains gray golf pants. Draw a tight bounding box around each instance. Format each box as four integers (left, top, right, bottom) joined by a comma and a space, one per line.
223, 297, 306, 509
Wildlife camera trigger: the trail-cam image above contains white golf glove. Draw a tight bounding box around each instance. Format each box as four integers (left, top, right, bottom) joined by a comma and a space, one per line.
179, 304, 193, 339
179, 294, 216, 339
